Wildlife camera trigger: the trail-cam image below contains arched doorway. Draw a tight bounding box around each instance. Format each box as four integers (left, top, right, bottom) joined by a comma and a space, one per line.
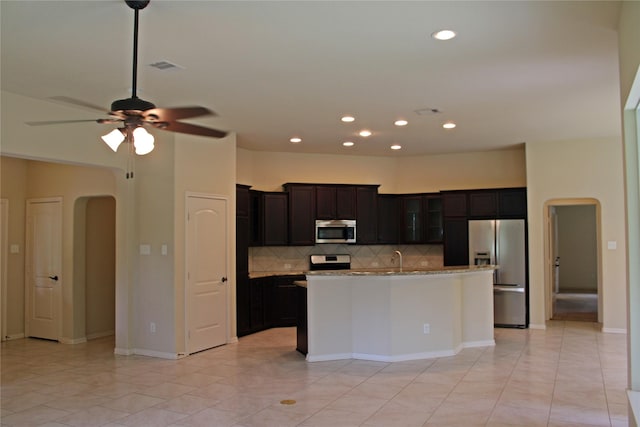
74, 196, 116, 340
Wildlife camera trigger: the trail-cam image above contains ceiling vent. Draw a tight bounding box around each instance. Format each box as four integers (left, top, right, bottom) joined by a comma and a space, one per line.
149, 60, 184, 71
414, 108, 442, 115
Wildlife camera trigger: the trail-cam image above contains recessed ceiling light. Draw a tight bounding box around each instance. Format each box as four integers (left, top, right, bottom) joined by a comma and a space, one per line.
394, 120, 408, 126
432, 29, 456, 41
359, 130, 372, 137
391, 144, 402, 150
343, 141, 355, 147
442, 122, 456, 129
341, 115, 355, 123
290, 137, 302, 143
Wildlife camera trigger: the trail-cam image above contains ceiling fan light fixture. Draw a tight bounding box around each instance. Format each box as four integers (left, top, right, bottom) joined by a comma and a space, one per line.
133, 126, 155, 155
101, 128, 126, 152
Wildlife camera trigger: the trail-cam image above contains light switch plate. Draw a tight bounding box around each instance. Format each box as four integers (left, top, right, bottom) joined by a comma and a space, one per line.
139, 244, 151, 255
10, 244, 19, 254
161, 244, 168, 256
607, 241, 617, 250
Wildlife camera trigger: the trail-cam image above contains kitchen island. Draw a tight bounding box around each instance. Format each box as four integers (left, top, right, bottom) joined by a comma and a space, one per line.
300, 266, 496, 362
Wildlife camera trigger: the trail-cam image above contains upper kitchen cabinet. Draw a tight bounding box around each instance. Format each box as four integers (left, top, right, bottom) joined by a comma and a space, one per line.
283, 184, 316, 246
425, 195, 443, 243
236, 184, 251, 218
442, 191, 468, 218
400, 195, 424, 243
468, 190, 498, 219
498, 188, 527, 218
249, 190, 263, 246
399, 194, 443, 244
467, 188, 527, 219
316, 185, 357, 220
355, 186, 379, 244
262, 192, 288, 246
377, 194, 399, 244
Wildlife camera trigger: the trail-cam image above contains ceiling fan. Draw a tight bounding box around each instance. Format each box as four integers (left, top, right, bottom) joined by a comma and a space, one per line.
26, 0, 227, 156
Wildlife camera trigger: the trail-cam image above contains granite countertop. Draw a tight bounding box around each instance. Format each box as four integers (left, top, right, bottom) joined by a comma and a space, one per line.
250, 265, 496, 279
306, 265, 497, 276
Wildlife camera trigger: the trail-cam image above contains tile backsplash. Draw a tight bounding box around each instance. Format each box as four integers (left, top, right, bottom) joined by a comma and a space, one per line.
249, 244, 443, 272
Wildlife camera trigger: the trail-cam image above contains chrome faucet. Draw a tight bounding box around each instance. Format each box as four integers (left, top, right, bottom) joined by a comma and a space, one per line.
394, 250, 403, 271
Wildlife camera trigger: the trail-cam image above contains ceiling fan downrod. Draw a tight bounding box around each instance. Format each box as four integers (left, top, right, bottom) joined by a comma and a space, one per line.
111, 0, 154, 112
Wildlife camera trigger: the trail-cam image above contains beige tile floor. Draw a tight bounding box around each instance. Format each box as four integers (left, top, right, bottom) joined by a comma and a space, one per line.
1, 321, 628, 426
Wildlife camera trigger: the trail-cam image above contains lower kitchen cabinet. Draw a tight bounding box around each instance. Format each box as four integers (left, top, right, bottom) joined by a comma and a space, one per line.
272, 275, 305, 327
238, 274, 305, 337
296, 285, 308, 355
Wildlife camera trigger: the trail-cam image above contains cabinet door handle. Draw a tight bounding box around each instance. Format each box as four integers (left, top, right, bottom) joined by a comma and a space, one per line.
48, 275, 59, 281
221, 277, 228, 283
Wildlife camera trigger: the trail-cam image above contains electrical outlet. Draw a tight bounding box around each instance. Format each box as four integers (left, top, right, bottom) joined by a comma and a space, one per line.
284, 263, 292, 269
150, 322, 156, 333
420, 261, 429, 266
423, 323, 430, 334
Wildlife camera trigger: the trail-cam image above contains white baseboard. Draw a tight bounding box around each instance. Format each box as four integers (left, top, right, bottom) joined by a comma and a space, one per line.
529, 323, 547, 330
306, 352, 353, 362
463, 339, 496, 348
3, 333, 24, 341
59, 336, 87, 345
602, 327, 627, 334
133, 348, 180, 359
86, 330, 115, 340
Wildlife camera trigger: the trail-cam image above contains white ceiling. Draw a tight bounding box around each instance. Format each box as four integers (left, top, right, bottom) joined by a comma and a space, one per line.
1, 0, 623, 157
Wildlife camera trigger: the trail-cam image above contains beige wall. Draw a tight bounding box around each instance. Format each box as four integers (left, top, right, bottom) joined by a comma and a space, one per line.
526, 138, 626, 331
618, 0, 640, 393
174, 132, 237, 352
0, 157, 118, 341
237, 146, 526, 193
0, 157, 27, 338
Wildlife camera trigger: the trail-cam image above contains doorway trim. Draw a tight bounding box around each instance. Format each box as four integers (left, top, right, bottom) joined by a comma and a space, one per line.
543, 198, 602, 323
1, 199, 8, 341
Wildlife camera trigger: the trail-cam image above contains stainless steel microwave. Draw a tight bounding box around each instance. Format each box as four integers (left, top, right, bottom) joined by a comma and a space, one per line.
315, 219, 356, 244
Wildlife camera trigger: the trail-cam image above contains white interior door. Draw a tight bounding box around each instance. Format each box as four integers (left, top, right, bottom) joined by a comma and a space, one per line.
26, 198, 62, 341
186, 195, 228, 354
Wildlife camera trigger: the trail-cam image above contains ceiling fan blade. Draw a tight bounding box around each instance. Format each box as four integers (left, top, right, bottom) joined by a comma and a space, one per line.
144, 107, 215, 122
48, 96, 110, 114
25, 119, 107, 126
150, 121, 228, 139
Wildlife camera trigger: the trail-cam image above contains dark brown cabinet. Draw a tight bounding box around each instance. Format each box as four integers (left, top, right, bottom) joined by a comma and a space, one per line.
442, 191, 468, 266
398, 194, 443, 244
442, 191, 468, 218
401, 195, 424, 243
443, 218, 469, 266
425, 195, 443, 243
271, 275, 305, 327
284, 184, 316, 245
236, 185, 251, 337
316, 185, 357, 220
377, 194, 399, 244
356, 186, 378, 244
262, 192, 288, 246
498, 188, 527, 218
296, 285, 308, 355
468, 191, 497, 219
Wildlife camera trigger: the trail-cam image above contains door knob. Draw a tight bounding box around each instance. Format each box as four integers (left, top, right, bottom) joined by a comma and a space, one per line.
221, 277, 228, 283
48, 275, 59, 281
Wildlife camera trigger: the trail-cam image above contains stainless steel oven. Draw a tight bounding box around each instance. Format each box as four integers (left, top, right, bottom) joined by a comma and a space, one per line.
315, 219, 356, 244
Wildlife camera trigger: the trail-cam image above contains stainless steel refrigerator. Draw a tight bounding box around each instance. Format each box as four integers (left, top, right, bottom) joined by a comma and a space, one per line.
468, 219, 527, 328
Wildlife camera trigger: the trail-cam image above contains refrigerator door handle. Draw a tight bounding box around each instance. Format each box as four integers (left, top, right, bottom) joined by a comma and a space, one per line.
495, 220, 500, 283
